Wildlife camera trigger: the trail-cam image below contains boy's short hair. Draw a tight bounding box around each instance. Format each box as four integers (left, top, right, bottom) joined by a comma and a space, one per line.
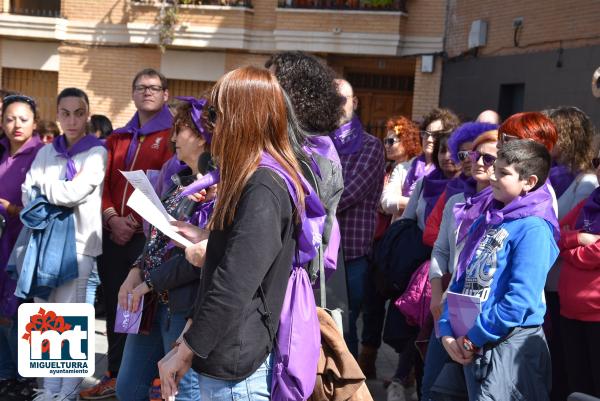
131, 68, 168, 91
497, 139, 551, 191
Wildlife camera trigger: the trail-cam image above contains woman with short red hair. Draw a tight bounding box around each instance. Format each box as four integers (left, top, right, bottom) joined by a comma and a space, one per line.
497, 111, 557, 151
380, 116, 422, 221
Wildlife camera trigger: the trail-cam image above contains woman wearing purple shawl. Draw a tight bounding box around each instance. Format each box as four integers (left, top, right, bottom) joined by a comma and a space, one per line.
115, 97, 214, 401
557, 150, 600, 397
22, 88, 106, 401
421, 129, 498, 400
0, 94, 43, 399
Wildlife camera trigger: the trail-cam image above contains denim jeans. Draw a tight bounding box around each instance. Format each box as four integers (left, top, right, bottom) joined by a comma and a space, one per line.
421, 332, 450, 400
116, 304, 200, 401
361, 263, 387, 349
344, 256, 369, 357
0, 314, 19, 380
85, 262, 100, 305
196, 354, 272, 401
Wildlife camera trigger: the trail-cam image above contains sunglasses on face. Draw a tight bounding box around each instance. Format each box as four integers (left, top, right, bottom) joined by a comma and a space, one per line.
207, 106, 217, 125
383, 137, 400, 147
457, 151, 470, 162
500, 132, 520, 143
2, 94, 37, 113
593, 157, 600, 169
468, 151, 497, 167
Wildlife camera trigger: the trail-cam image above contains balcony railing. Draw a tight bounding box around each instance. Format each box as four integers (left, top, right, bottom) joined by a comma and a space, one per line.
278, 0, 406, 12
9, 0, 61, 17
132, 0, 252, 8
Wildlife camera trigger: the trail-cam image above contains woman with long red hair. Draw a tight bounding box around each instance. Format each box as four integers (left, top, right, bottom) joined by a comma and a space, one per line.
157, 66, 309, 401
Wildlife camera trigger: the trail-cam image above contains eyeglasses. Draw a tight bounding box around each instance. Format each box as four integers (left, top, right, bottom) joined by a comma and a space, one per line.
592, 157, 600, 169
500, 132, 520, 143
457, 151, 470, 162
468, 151, 497, 167
420, 130, 450, 140
383, 137, 400, 147
133, 85, 164, 94
2, 94, 37, 112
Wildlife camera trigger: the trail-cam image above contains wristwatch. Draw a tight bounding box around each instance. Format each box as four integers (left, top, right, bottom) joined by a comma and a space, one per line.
462, 336, 479, 353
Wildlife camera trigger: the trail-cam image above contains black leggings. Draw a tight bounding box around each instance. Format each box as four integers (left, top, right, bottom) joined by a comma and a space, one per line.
560, 316, 600, 397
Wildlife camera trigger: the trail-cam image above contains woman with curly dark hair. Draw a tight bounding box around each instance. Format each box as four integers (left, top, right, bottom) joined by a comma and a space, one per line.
265, 51, 343, 135
380, 116, 422, 221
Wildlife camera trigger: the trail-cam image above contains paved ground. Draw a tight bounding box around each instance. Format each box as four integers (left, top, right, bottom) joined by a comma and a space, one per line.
83, 317, 396, 401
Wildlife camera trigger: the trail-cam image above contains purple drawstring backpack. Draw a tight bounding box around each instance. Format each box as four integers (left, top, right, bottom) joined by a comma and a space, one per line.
181, 153, 326, 401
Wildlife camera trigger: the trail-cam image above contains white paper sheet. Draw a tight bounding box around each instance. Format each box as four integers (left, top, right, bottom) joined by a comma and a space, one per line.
120, 170, 173, 222
126, 189, 194, 248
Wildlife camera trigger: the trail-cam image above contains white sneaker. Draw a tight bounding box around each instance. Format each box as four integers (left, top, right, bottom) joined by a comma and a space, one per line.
404, 384, 418, 401
32, 389, 55, 401
387, 381, 407, 401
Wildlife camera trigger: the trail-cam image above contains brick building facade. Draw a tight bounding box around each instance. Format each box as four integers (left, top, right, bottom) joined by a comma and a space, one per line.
440, 0, 600, 125
0, 0, 447, 134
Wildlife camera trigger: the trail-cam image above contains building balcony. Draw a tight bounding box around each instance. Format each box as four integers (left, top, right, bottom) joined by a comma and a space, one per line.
9, 0, 61, 18
278, 0, 405, 12
130, 0, 252, 8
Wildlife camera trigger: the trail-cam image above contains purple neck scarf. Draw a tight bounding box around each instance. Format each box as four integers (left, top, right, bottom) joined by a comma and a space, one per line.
52, 134, 103, 180
175, 97, 211, 144
445, 173, 477, 201
455, 183, 559, 281
454, 186, 494, 245
402, 154, 436, 196
575, 186, 600, 233
328, 115, 364, 156
305, 135, 341, 164
549, 162, 576, 199
422, 169, 452, 220
114, 105, 173, 168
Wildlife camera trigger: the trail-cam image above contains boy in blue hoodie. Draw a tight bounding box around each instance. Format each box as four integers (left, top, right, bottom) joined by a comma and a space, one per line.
438, 140, 559, 401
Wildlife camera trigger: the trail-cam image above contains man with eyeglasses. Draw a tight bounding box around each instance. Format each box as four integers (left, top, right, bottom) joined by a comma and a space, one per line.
329, 79, 385, 358
82, 68, 174, 400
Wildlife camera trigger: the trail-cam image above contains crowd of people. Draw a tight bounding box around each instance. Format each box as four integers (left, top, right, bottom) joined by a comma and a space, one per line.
0, 50, 599, 401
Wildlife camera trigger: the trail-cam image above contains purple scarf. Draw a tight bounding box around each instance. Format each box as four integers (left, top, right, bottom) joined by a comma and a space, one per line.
454, 183, 559, 281
575, 186, 600, 233
260, 152, 326, 264
328, 116, 364, 156
454, 186, 494, 245
445, 174, 477, 200
549, 162, 576, 199
402, 154, 436, 197
52, 134, 103, 180
114, 105, 173, 168
306, 135, 340, 164
422, 169, 452, 220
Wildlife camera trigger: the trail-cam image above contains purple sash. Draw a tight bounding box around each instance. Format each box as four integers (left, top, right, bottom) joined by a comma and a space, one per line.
422, 169, 452, 220
328, 116, 364, 155
454, 183, 559, 281
575, 186, 600, 233
52, 134, 103, 180
402, 154, 436, 197
114, 105, 173, 168
445, 174, 477, 200
549, 162, 576, 199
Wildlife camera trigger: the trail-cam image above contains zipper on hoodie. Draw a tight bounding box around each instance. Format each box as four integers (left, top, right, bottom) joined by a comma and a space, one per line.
120, 136, 146, 216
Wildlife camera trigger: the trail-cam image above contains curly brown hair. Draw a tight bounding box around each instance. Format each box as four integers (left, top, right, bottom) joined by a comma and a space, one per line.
549, 106, 598, 173
386, 115, 421, 159
420, 107, 461, 133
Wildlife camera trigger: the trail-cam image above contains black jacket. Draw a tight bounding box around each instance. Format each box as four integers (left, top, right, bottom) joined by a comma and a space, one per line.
183, 168, 296, 380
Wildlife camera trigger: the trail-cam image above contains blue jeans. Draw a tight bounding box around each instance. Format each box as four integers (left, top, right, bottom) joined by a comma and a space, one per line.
116, 304, 200, 401
0, 314, 19, 380
344, 256, 369, 357
421, 332, 450, 400
197, 354, 272, 401
85, 263, 100, 305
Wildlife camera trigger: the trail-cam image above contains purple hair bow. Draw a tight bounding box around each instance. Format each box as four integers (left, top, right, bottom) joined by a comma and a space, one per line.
176, 96, 211, 144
